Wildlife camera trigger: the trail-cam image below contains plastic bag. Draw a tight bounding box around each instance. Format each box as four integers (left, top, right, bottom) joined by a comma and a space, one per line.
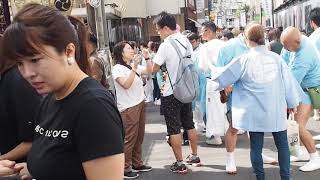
287, 113, 300, 156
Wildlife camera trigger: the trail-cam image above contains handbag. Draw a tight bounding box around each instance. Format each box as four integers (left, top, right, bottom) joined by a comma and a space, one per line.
306, 86, 320, 109
219, 90, 228, 103
287, 113, 300, 157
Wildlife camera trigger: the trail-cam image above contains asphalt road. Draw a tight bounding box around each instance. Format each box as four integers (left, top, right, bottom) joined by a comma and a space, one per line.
139, 104, 320, 180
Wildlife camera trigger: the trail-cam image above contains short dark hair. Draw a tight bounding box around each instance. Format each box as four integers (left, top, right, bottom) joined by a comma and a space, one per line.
223, 31, 234, 40
140, 42, 148, 48
310, 7, 320, 27
187, 32, 200, 41
268, 28, 281, 41
128, 41, 136, 49
150, 42, 160, 52
153, 11, 176, 30
202, 21, 217, 33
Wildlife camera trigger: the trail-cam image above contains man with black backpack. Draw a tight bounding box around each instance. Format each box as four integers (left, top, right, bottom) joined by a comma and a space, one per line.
148, 11, 201, 174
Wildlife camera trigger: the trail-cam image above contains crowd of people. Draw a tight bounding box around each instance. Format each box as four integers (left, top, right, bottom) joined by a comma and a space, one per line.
1, 3, 320, 180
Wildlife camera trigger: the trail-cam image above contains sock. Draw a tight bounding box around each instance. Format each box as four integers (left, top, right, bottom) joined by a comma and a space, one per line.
310, 152, 319, 160
227, 152, 235, 158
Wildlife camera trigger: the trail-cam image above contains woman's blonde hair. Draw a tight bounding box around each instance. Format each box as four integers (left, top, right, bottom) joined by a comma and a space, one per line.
244, 23, 265, 45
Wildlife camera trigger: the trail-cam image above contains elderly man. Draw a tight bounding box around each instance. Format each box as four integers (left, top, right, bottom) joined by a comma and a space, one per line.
309, 7, 320, 149
281, 26, 320, 171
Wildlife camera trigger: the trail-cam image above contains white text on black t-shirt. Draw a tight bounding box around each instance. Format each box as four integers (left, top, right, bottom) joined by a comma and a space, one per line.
35, 125, 69, 138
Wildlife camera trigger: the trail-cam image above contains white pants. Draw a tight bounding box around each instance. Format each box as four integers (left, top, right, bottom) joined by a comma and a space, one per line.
193, 101, 206, 131
144, 78, 154, 102
206, 80, 229, 138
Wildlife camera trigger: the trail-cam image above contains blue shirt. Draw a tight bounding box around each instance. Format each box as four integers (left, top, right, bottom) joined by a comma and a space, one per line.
192, 44, 207, 113
216, 35, 249, 111
211, 46, 303, 132
281, 35, 320, 89
216, 35, 249, 67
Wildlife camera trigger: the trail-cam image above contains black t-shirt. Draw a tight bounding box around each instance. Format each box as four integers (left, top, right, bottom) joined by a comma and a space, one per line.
27, 77, 124, 180
0, 67, 41, 162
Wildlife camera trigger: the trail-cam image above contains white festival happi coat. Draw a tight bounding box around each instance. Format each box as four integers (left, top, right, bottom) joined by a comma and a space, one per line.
198, 39, 228, 137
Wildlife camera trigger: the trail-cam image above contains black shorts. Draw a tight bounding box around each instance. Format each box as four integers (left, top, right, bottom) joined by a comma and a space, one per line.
161, 95, 195, 135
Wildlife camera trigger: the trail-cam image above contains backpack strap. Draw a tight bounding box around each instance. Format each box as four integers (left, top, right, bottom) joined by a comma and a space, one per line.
167, 38, 191, 90
174, 39, 187, 50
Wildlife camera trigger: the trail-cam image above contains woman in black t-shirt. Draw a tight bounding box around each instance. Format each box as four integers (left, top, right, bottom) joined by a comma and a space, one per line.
1, 4, 124, 180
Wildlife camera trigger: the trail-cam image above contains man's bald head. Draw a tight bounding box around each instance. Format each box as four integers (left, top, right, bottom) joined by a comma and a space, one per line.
280, 26, 302, 52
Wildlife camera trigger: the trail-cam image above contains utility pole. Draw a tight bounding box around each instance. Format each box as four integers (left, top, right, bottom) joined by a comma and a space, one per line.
87, 0, 115, 96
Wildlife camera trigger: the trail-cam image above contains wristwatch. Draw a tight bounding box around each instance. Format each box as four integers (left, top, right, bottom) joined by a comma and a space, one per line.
145, 57, 150, 61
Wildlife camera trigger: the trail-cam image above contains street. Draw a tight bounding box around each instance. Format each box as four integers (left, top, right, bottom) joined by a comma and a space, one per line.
140, 104, 320, 180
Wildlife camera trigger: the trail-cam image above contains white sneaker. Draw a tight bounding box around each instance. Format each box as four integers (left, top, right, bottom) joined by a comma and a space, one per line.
290, 152, 310, 162
226, 155, 237, 174
262, 154, 277, 164
316, 144, 320, 149
290, 155, 299, 162
206, 136, 223, 145
299, 158, 320, 172
313, 116, 320, 121
154, 99, 161, 105
313, 110, 320, 121
313, 135, 320, 141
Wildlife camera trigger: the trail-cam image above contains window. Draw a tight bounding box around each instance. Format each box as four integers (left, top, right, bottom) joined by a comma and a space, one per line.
227, 9, 233, 16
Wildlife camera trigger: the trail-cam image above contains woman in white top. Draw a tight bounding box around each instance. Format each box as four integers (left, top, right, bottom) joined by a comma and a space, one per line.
112, 41, 153, 179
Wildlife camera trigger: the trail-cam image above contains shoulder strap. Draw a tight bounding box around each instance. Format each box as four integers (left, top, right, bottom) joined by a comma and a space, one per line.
167, 38, 183, 89
175, 39, 187, 50
166, 38, 193, 89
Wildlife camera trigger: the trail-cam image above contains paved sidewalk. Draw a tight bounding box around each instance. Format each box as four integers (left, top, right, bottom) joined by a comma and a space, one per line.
139, 104, 320, 180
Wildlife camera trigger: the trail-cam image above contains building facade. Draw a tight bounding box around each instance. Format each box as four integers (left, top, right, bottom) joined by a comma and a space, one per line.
71, 0, 198, 46
210, 0, 247, 28
273, 0, 320, 34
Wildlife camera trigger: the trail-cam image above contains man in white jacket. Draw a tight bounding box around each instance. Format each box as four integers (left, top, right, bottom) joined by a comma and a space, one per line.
198, 21, 228, 145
